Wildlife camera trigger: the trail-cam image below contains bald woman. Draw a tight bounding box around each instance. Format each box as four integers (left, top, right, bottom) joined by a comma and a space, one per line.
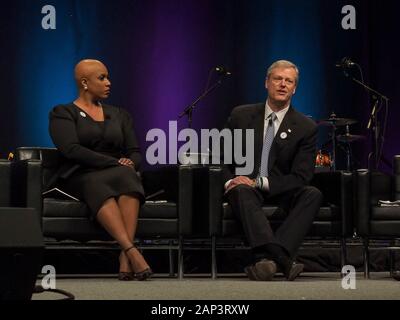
49, 59, 152, 281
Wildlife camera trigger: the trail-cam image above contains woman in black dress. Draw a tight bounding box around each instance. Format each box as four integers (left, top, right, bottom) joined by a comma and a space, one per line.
49, 59, 152, 281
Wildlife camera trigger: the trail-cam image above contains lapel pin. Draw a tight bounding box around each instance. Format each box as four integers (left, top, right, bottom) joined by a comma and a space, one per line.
80, 112, 87, 118
280, 132, 288, 140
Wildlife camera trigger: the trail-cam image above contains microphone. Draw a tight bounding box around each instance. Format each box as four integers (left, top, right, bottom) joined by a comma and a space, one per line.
335, 57, 356, 68
215, 66, 232, 76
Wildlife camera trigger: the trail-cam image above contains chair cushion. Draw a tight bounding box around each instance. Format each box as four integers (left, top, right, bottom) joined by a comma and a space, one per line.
44, 198, 177, 219
43, 198, 89, 218
140, 202, 177, 219
221, 219, 346, 238
371, 206, 400, 220
42, 200, 179, 240
317, 206, 341, 221
223, 203, 340, 221
370, 221, 400, 236
223, 203, 283, 220
43, 217, 109, 241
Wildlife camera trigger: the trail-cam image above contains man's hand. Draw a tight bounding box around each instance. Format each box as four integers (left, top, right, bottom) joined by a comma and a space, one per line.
118, 158, 134, 167
225, 176, 255, 193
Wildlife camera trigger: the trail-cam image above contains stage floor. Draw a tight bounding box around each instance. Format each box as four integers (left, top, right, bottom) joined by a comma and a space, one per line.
32, 272, 400, 300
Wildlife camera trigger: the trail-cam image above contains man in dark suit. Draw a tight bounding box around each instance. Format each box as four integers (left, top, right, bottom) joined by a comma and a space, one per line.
224, 60, 322, 281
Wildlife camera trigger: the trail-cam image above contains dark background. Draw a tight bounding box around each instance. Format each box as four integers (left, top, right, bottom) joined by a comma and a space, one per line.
1, 0, 399, 171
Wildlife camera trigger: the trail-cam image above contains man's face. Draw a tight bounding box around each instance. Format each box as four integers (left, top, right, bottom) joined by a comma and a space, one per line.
265, 67, 297, 105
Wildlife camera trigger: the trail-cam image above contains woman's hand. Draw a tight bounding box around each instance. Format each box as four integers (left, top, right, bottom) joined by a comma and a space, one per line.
118, 158, 134, 167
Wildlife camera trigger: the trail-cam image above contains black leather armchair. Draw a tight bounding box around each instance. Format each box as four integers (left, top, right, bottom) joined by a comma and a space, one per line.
0, 159, 11, 207
208, 167, 354, 279
11, 147, 194, 279
355, 155, 400, 278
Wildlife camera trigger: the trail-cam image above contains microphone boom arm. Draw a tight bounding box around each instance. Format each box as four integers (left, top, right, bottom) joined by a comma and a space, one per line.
350, 77, 389, 102
178, 76, 227, 128
348, 76, 389, 170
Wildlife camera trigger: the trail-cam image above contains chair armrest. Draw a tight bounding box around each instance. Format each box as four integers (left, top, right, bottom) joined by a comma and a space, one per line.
394, 155, 400, 200
178, 165, 193, 235
355, 169, 370, 236
311, 171, 353, 236
142, 165, 194, 235
14, 147, 58, 161
208, 166, 224, 236
11, 159, 43, 227
0, 160, 11, 206
356, 169, 393, 237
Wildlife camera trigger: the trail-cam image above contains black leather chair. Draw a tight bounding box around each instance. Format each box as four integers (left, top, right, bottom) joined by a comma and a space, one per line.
208, 167, 354, 279
355, 155, 400, 278
1, 159, 44, 300
0, 159, 11, 207
11, 147, 194, 279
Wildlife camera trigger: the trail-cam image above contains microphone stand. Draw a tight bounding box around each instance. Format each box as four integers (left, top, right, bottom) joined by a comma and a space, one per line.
178, 74, 229, 129
347, 75, 389, 170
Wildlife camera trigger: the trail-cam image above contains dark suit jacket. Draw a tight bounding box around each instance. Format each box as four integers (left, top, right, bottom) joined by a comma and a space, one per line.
47, 103, 141, 190
224, 102, 318, 198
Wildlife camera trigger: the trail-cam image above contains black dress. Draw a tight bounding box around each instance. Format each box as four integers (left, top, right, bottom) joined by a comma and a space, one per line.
49, 103, 145, 219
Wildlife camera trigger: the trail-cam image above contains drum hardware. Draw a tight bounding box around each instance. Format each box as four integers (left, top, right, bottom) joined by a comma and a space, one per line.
315, 150, 332, 168
317, 113, 360, 171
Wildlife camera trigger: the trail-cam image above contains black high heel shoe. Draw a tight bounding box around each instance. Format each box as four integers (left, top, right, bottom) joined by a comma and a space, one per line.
125, 246, 153, 281
118, 272, 135, 281
134, 268, 153, 281
118, 251, 135, 281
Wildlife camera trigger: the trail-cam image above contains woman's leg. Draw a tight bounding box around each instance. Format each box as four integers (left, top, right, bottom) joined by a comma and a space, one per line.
117, 194, 150, 273
117, 195, 140, 242
96, 197, 134, 274
96, 197, 133, 249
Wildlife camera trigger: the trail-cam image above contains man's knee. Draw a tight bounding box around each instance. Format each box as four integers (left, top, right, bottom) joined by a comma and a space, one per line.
226, 184, 258, 200
299, 186, 323, 204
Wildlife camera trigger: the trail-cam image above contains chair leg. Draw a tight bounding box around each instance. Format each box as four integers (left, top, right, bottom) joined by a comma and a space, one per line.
390, 249, 394, 278
363, 238, 370, 279
178, 236, 184, 280
168, 240, 175, 277
339, 237, 347, 278
340, 237, 347, 268
389, 239, 395, 277
211, 235, 217, 280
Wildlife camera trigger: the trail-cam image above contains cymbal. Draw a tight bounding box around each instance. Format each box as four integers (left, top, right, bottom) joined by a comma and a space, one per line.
317, 117, 358, 127
337, 134, 366, 143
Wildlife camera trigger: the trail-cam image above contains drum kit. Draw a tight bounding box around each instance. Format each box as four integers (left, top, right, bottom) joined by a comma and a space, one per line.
315, 112, 366, 171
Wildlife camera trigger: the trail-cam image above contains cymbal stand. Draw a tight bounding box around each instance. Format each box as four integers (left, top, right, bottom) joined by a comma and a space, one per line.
344, 125, 351, 171
348, 77, 389, 170
329, 112, 337, 171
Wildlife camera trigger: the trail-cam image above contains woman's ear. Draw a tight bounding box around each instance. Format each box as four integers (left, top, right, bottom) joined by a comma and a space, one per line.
81, 79, 88, 90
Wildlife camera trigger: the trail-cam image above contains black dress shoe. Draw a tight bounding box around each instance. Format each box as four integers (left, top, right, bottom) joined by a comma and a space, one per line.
244, 265, 261, 281
393, 271, 400, 281
245, 259, 277, 281
284, 262, 304, 281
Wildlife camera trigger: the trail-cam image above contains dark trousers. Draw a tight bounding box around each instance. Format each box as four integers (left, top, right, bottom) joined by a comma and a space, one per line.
226, 184, 322, 258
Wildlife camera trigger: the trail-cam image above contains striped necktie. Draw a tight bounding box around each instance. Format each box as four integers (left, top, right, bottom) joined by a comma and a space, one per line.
259, 113, 277, 177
